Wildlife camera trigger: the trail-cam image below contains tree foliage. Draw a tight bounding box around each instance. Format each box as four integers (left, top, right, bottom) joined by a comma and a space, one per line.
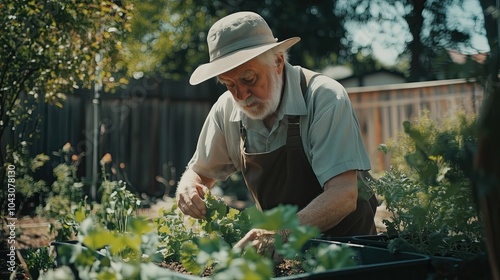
335, 0, 495, 82
124, 0, 495, 84
0, 0, 133, 164
123, 0, 226, 80
123, 0, 345, 80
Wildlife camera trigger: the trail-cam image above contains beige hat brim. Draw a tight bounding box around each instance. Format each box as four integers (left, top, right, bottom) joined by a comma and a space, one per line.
189, 37, 300, 85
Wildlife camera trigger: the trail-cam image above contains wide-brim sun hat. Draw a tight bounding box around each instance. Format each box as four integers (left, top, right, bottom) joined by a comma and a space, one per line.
189, 11, 300, 85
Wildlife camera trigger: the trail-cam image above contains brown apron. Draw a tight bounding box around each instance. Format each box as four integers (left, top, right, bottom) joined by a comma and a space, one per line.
239, 70, 377, 236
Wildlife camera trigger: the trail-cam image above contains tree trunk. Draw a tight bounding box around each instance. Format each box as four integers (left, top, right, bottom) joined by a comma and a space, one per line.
474, 85, 500, 280
479, 0, 500, 92
407, 0, 426, 82
475, 2, 500, 276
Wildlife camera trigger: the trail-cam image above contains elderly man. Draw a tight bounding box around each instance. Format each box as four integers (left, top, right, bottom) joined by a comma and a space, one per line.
176, 11, 377, 239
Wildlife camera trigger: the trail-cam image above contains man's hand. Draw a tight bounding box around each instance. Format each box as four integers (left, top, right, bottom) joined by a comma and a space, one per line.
233, 229, 276, 256
233, 228, 290, 263
176, 183, 208, 219
176, 169, 215, 219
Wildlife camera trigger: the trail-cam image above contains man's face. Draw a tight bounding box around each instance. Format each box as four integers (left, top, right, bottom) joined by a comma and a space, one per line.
217, 54, 284, 120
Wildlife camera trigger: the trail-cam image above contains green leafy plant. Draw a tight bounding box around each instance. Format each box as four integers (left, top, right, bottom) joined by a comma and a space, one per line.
36, 148, 142, 240
153, 192, 252, 264
22, 247, 55, 280
154, 203, 196, 262
97, 180, 141, 232
180, 235, 275, 279
94, 152, 141, 232
200, 192, 252, 245
45, 216, 171, 280
40, 143, 84, 219
51, 196, 92, 241
302, 243, 357, 272
1, 142, 49, 216
30, 143, 88, 240
372, 111, 486, 258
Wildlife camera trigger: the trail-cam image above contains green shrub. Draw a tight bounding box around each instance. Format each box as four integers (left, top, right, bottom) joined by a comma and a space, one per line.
372, 111, 486, 258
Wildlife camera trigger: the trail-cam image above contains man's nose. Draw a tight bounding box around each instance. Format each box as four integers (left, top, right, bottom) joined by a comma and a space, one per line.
233, 84, 251, 101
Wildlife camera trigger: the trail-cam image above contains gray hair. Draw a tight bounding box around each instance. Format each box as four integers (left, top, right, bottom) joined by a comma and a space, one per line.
257, 47, 289, 67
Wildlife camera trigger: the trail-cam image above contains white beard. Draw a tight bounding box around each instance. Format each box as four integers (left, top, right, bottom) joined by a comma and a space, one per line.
236, 70, 283, 120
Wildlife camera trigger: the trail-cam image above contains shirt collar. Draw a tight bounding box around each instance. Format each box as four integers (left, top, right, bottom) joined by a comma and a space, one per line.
229, 62, 307, 123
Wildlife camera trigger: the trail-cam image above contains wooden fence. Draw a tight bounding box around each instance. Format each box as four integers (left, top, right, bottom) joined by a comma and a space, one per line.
348, 79, 483, 173
3, 78, 483, 196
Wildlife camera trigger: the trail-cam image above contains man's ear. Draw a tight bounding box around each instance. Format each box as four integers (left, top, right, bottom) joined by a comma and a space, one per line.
276, 53, 285, 74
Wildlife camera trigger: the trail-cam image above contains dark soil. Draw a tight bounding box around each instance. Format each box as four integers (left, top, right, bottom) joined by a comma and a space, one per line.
156, 261, 214, 277
274, 259, 305, 277
155, 258, 305, 278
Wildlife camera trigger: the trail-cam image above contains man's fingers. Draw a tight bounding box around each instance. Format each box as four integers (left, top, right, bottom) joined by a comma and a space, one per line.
196, 184, 208, 197
179, 199, 205, 219
233, 229, 259, 249
191, 187, 207, 217
233, 229, 276, 250
176, 185, 208, 219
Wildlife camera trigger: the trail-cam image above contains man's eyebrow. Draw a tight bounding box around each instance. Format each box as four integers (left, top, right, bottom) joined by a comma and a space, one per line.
240, 70, 256, 80
217, 69, 255, 84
